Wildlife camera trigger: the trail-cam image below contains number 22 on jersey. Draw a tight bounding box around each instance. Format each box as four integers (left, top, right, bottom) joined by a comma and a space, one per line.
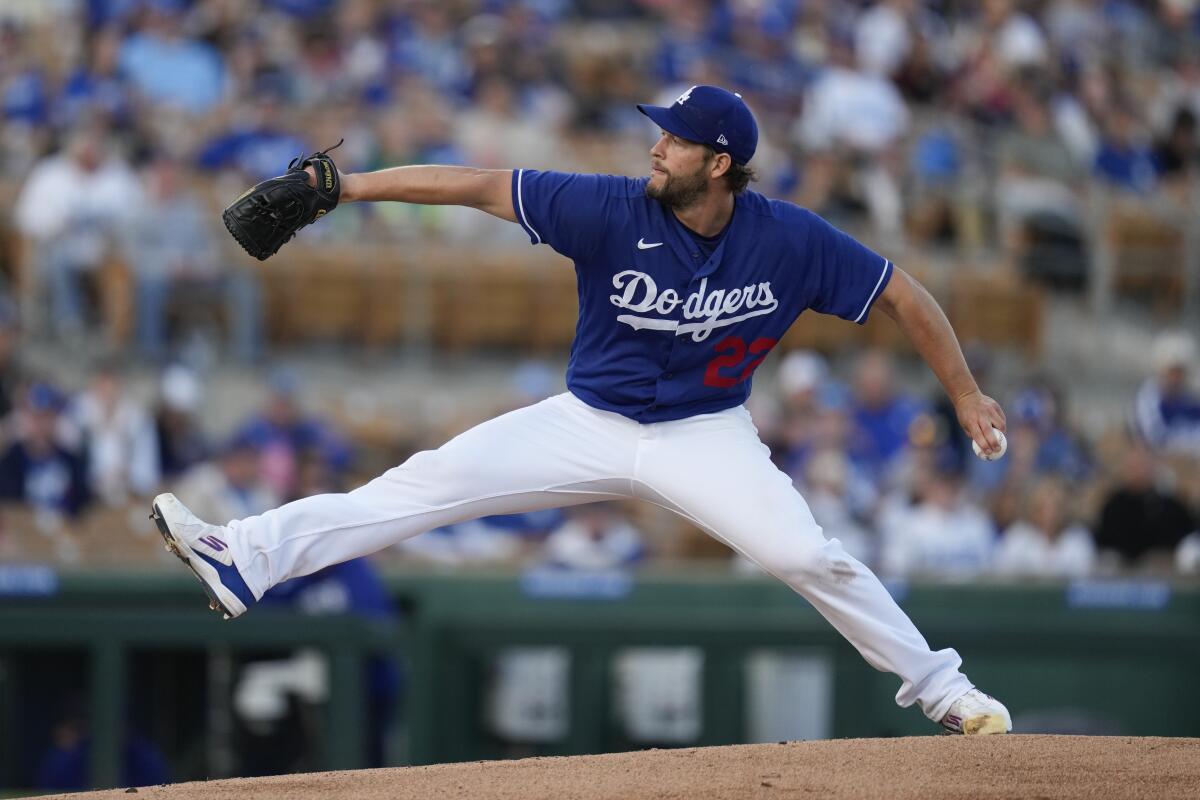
704, 336, 778, 388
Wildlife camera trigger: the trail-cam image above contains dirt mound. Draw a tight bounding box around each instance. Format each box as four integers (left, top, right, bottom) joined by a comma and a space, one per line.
42, 735, 1200, 800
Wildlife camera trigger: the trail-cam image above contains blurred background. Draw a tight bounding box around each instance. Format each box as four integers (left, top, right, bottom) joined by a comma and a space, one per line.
0, 0, 1199, 794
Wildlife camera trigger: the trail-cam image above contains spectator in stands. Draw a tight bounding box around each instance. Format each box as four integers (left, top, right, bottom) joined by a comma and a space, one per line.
118, 0, 225, 114
250, 557, 402, 770
951, 26, 1015, 125
1178, 531, 1200, 575
854, 0, 914, 81
60, 24, 133, 128
720, 4, 806, 112
458, 75, 564, 170
879, 455, 995, 579
542, 502, 645, 570
794, 33, 909, 241
1092, 104, 1157, 194
0, 17, 45, 180
387, 1, 469, 97
196, 86, 307, 182
12, 127, 142, 341
154, 364, 210, 480
125, 153, 262, 363
904, 105, 973, 247
1094, 439, 1197, 568
1152, 107, 1199, 190
174, 434, 278, 525
289, 446, 343, 500
775, 349, 830, 476
232, 367, 352, 499
65, 358, 160, 506
1133, 331, 1200, 455
0, 383, 91, 519
651, 0, 715, 84
994, 81, 1084, 256
1051, 70, 1101, 167
993, 475, 1095, 578
0, 297, 26, 431
848, 349, 925, 485
1149, 52, 1200, 137
798, 447, 877, 568
34, 696, 168, 792
982, 0, 1050, 71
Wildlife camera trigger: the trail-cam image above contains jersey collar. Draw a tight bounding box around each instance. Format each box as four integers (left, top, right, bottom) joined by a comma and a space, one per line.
656, 195, 741, 279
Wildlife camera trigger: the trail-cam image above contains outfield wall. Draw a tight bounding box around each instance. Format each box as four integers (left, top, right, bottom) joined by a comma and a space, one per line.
1, 568, 1197, 790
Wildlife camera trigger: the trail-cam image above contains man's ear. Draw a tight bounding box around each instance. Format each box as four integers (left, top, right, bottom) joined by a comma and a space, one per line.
710, 152, 732, 180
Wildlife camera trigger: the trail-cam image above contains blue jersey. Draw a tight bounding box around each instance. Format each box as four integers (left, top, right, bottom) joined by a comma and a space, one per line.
512, 170, 894, 423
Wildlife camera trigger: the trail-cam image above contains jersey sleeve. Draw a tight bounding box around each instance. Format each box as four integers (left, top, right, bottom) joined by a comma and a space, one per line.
800, 210, 894, 324
511, 169, 621, 260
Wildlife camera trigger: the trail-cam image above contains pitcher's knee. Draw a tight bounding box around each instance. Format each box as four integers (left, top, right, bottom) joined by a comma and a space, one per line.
758, 539, 857, 586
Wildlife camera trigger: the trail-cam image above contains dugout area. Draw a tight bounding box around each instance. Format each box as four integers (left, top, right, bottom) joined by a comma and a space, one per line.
2, 570, 1199, 790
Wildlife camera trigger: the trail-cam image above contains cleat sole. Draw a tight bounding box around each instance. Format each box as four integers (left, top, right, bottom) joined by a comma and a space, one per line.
151, 504, 234, 620
963, 714, 1009, 735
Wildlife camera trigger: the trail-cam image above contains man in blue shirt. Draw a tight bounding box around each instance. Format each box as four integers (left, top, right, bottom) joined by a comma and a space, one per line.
154, 85, 1011, 736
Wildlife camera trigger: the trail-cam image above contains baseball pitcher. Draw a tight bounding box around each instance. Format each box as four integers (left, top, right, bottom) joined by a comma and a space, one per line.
155, 85, 1011, 735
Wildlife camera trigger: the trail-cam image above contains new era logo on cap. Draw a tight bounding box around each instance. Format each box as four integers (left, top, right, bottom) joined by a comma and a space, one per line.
637, 85, 758, 165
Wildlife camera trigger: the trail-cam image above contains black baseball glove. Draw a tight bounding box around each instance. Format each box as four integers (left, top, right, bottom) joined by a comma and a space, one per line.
221, 139, 344, 261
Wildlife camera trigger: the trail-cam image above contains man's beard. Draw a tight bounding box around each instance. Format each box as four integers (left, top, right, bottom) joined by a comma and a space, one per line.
645, 163, 709, 209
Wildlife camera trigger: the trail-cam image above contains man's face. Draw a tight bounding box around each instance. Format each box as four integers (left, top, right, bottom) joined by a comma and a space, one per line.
26, 409, 58, 449
646, 131, 714, 209
222, 449, 259, 488
1162, 364, 1188, 394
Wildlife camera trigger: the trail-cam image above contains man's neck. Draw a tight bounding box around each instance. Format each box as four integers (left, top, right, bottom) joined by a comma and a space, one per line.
671, 189, 735, 238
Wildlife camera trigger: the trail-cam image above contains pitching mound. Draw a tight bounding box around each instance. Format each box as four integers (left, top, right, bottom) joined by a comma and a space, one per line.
43, 735, 1200, 800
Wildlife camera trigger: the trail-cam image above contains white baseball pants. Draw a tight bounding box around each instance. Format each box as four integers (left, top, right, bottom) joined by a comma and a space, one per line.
225, 392, 971, 721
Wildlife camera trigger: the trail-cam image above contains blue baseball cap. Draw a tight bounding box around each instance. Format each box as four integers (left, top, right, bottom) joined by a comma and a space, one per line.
27, 382, 65, 413
637, 85, 758, 165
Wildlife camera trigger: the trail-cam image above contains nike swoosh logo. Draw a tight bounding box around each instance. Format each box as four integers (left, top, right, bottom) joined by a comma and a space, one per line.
637, 238, 664, 250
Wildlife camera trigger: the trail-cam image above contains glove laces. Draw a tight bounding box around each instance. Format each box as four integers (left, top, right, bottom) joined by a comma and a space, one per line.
288, 138, 344, 171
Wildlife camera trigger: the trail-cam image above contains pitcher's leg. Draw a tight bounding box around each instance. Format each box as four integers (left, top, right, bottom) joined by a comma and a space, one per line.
227, 394, 639, 597
636, 407, 971, 722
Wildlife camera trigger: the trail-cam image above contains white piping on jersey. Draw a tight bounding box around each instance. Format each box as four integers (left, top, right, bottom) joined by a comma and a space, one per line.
516, 168, 541, 244
853, 257, 891, 324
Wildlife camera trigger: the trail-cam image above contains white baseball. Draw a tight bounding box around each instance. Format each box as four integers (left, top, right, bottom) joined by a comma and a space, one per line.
972, 428, 1007, 461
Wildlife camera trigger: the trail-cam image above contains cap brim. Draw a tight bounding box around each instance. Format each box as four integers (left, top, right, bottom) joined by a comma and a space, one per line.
637, 103, 705, 145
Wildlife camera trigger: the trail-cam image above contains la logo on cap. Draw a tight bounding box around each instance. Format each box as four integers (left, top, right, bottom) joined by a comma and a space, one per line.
675, 85, 697, 105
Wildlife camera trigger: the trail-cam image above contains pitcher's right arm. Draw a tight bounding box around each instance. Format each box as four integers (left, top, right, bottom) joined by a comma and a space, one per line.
310, 164, 516, 222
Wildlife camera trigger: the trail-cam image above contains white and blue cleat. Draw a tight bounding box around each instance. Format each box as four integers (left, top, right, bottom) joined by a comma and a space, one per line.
151, 493, 255, 619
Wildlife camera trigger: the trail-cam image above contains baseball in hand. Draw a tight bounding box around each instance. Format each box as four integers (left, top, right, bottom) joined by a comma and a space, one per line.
972, 428, 1007, 461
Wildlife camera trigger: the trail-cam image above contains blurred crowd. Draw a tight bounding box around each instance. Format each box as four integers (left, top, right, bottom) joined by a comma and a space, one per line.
7, 0, 1200, 277
0, 0, 1199, 579
0, 355, 351, 525
0, 326, 1198, 580
749, 337, 1200, 580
